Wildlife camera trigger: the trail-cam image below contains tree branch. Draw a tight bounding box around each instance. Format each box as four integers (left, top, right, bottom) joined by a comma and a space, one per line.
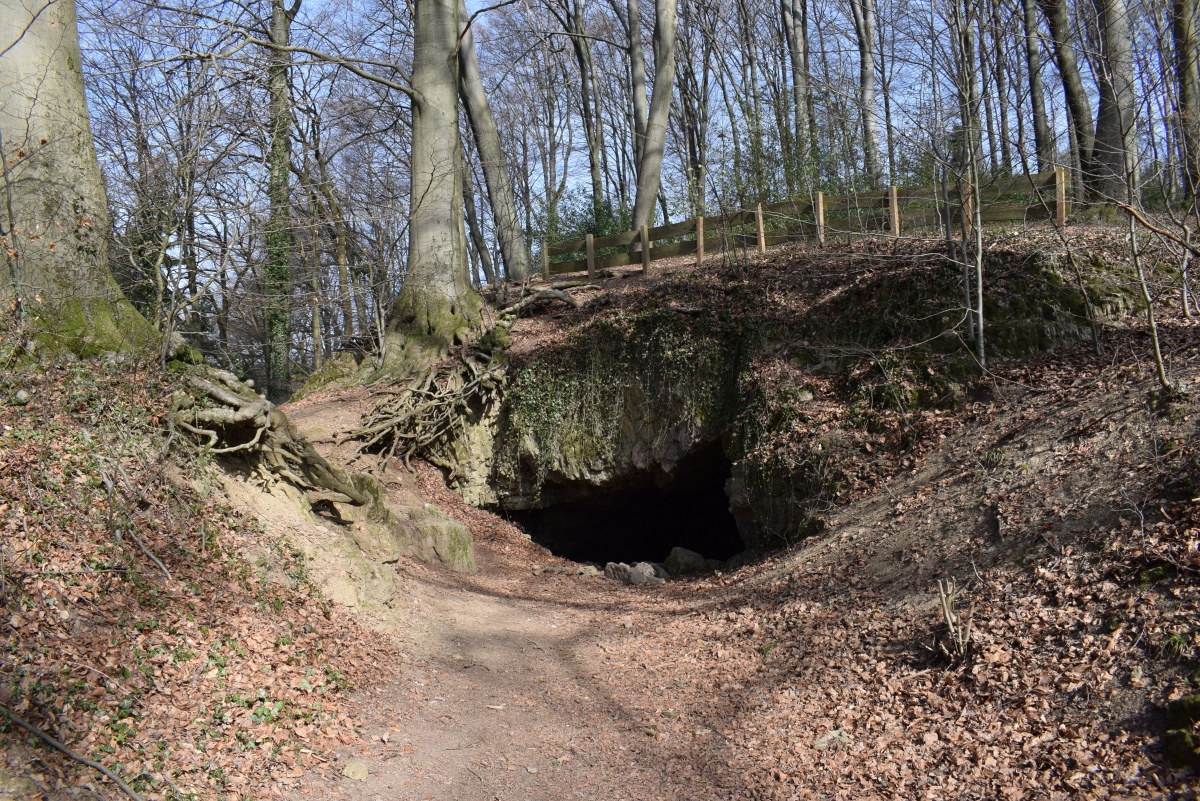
0, 705, 144, 801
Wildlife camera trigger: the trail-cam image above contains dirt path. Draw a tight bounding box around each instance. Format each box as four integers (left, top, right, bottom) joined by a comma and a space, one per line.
292, 560, 717, 801
273, 392, 730, 801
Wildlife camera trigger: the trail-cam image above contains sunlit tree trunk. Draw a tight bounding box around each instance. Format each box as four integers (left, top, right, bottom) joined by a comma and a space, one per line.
848, 0, 882, 187
382, 0, 479, 371
781, 0, 812, 187
457, 0, 530, 281
609, 0, 650, 169
1091, 0, 1137, 202
631, 0, 677, 228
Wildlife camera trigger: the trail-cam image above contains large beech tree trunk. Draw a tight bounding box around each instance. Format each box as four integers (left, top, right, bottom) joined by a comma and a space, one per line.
456, 0, 530, 282
0, 0, 152, 354
1176, 0, 1200, 197
631, 0, 677, 229
382, 0, 479, 372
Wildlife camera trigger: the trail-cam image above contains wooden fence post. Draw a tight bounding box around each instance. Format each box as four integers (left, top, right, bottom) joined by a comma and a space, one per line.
815, 192, 825, 244
586, 233, 595, 280
695, 216, 705, 267
540, 241, 550, 280
1054, 167, 1067, 227
641, 225, 651, 274
755, 203, 766, 254
888, 185, 900, 237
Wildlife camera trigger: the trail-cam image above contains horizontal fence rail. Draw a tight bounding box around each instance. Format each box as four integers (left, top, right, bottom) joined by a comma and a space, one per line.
538, 169, 1069, 279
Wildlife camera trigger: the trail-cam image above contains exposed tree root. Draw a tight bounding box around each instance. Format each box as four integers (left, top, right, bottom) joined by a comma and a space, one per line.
352, 290, 578, 474
351, 342, 506, 475
169, 367, 369, 505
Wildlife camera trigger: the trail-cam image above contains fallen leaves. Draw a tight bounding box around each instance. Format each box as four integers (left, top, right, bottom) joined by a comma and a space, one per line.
0, 361, 397, 799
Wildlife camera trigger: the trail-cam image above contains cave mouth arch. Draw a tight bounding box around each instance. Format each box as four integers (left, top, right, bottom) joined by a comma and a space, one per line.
508, 443, 745, 565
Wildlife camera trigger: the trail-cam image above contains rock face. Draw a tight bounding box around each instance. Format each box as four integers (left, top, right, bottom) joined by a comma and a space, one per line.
329, 474, 475, 574
437, 256, 1140, 552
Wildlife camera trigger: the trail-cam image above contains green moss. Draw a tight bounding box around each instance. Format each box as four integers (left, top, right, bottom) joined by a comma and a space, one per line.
29, 294, 157, 358
1163, 729, 1200, 769
1165, 694, 1200, 769
294, 352, 362, 401
492, 309, 747, 501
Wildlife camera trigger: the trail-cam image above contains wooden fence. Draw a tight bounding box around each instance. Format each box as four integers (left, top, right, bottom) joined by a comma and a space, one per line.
539, 168, 1070, 279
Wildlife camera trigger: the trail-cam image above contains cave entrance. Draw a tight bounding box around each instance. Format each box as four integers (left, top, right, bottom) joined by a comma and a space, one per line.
509, 443, 745, 565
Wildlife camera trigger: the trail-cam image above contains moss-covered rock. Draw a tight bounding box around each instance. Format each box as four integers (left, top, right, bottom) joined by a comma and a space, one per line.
487, 309, 748, 510
408, 505, 476, 573
1165, 695, 1200, 769
330, 474, 475, 573
294, 351, 363, 401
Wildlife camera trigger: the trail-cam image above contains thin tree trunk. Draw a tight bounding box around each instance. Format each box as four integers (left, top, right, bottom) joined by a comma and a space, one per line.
461, 144, 497, 286
631, 0, 678, 229
457, 0, 530, 281
307, 219, 324, 370
977, 11, 999, 174
677, 0, 711, 212
876, 6, 897, 180
1023, 0, 1055, 171
849, 0, 883, 187
567, 0, 606, 209
991, 0, 1012, 173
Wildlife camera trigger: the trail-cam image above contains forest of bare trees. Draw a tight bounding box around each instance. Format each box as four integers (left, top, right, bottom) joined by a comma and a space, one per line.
4, 0, 1195, 392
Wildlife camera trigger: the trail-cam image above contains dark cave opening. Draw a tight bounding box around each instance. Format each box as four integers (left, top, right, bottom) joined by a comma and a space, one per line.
509, 444, 745, 565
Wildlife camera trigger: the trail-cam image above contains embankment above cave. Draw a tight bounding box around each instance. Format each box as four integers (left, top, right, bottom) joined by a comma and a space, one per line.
435, 239, 1142, 552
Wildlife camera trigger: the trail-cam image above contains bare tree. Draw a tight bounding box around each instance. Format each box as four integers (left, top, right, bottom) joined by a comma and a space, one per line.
848, 0, 882, 187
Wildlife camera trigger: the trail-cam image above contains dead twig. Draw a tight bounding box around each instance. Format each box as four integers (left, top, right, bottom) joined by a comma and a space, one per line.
0, 704, 144, 801
936, 578, 974, 661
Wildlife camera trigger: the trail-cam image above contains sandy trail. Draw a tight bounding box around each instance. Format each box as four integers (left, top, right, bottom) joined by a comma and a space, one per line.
277, 391, 718, 799
294, 562, 717, 801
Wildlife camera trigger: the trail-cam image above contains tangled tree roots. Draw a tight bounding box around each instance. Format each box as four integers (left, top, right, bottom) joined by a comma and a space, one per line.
352, 289, 578, 473
170, 367, 369, 505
